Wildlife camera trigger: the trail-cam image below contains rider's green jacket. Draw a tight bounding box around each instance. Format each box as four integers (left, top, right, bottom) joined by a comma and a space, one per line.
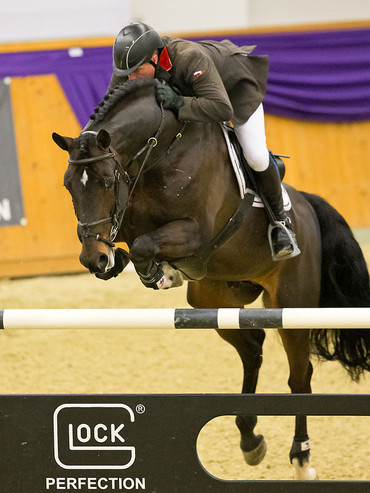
109, 36, 269, 125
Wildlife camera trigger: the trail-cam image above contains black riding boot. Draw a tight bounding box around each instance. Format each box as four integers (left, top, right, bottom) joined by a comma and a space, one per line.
254, 154, 300, 260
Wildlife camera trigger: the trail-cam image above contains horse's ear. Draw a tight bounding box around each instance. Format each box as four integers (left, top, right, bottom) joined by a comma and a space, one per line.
96, 129, 111, 150
52, 132, 73, 152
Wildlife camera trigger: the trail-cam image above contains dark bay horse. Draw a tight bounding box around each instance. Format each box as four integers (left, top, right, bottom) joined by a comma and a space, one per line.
53, 78, 370, 480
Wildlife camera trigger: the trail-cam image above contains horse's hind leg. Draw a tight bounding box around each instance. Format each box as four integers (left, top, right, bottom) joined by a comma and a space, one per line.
187, 279, 267, 466
278, 329, 317, 480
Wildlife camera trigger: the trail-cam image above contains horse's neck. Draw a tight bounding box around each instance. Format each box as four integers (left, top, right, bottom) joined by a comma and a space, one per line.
120, 113, 186, 174
113, 104, 164, 152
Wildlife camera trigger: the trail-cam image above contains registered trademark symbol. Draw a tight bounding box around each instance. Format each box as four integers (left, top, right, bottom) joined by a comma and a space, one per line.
136, 404, 146, 414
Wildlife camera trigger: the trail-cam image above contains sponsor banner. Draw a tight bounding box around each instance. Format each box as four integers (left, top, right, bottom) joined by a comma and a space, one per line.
0, 394, 368, 492
0, 78, 25, 227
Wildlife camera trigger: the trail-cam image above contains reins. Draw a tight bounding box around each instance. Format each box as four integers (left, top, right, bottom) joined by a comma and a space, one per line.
128, 119, 188, 179
123, 104, 167, 209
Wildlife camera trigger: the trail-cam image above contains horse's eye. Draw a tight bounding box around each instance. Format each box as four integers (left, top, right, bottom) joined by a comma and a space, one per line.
105, 177, 115, 190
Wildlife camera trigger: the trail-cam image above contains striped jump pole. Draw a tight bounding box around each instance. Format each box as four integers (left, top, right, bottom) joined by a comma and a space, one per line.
1, 307, 370, 330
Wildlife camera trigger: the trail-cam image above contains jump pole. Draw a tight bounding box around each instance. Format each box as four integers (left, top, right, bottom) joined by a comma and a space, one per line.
1, 307, 370, 330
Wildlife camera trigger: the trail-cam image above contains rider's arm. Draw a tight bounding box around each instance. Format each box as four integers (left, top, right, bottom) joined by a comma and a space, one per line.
176, 49, 234, 123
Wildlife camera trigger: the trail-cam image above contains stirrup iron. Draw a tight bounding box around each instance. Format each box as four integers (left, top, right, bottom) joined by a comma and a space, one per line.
268, 221, 301, 261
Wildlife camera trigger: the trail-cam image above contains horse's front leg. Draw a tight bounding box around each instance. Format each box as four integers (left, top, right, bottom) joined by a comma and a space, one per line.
130, 217, 202, 289
188, 279, 267, 466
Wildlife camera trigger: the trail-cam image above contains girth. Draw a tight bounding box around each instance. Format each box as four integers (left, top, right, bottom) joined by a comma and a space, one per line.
170, 192, 255, 281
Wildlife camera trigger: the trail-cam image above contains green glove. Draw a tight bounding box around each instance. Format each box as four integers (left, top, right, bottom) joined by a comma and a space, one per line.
155, 81, 184, 116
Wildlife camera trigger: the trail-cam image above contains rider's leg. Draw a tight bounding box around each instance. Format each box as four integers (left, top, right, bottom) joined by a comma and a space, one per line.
233, 104, 299, 259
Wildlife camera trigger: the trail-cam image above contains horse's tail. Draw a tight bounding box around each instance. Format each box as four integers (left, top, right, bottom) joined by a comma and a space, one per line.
301, 191, 370, 380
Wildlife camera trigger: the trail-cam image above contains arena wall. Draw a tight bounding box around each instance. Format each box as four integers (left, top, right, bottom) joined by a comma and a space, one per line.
0, 23, 369, 278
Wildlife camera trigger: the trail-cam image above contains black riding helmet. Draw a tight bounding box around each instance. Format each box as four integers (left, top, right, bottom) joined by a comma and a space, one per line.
112, 23, 164, 77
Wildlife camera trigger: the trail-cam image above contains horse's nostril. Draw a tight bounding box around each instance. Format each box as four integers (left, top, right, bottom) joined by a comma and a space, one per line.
97, 254, 108, 271
79, 251, 109, 274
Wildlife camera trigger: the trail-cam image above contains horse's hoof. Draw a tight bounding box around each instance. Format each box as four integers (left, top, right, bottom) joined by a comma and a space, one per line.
160, 261, 184, 289
292, 458, 317, 480
241, 436, 267, 466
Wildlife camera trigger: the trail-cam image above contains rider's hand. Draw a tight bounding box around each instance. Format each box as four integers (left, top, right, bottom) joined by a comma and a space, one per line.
155, 80, 184, 116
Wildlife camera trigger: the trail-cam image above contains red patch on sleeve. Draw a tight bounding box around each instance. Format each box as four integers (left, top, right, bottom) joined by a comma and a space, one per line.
159, 47, 172, 71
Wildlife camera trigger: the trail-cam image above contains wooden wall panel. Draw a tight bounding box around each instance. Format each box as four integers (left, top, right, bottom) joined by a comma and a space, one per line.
0, 75, 85, 277
265, 115, 370, 228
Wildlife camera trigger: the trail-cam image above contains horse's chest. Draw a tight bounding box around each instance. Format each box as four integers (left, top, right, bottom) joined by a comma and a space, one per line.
123, 200, 175, 237
132, 177, 195, 216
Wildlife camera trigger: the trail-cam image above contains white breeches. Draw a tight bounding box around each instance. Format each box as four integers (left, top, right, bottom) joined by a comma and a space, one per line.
233, 103, 269, 172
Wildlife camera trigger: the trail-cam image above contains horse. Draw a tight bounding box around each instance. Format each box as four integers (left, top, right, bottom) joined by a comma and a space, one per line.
52, 78, 370, 480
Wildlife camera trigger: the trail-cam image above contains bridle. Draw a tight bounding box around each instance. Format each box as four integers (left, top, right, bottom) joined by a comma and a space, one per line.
68, 131, 130, 248
67, 104, 186, 249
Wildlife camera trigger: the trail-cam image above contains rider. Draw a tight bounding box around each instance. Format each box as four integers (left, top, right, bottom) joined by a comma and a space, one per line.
109, 22, 300, 260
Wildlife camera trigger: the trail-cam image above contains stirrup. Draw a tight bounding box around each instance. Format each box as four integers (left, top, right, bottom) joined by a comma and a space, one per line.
267, 221, 301, 261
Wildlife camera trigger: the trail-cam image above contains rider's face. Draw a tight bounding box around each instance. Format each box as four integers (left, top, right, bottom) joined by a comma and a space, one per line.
128, 53, 158, 80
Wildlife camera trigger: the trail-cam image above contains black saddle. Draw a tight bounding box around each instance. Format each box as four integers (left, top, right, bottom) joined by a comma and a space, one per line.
222, 123, 286, 183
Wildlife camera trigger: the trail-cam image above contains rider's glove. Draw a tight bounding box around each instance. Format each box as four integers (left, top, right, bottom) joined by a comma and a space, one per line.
155, 80, 184, 117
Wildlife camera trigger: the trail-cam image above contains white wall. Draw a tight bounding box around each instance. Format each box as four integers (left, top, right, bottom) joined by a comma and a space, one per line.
0, 0, 130, 43
131, 0, 249, 33
249, 0, 370, 28
132, 0, 370, 34
1, 0, 369, 44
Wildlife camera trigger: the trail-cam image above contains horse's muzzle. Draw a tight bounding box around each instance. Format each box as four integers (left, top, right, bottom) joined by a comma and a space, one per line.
79, 240, 115, 274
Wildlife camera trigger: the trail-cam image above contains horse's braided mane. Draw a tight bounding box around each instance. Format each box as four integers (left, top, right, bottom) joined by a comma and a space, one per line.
89, 78, 156, 123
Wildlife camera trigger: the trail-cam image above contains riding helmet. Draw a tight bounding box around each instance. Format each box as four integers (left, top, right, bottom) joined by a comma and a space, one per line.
112, 23, 164, 77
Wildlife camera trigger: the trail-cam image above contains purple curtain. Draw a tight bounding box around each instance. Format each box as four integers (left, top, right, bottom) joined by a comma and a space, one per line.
0, 47, 112, 127
1, 27, 369, 125
189, 27, 370, 122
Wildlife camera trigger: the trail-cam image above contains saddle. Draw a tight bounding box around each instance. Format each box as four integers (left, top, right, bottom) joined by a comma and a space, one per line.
220, 123, 289, 207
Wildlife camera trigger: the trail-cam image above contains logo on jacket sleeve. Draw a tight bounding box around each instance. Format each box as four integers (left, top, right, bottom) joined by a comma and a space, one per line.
193, 70, 205, 81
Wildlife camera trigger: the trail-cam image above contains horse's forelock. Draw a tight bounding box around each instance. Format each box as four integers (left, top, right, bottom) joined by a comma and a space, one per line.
78, 134, 91, 158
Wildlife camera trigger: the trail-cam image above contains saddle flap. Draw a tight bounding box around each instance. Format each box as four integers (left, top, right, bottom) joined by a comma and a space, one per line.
220, 123, 289, 210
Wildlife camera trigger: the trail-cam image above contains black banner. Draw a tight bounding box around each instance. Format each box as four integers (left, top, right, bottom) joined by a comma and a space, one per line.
0, 78, 25, 227
0, 394, 368, 492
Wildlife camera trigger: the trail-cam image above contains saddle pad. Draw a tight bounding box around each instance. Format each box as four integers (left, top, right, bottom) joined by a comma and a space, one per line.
220, 124, 291, 211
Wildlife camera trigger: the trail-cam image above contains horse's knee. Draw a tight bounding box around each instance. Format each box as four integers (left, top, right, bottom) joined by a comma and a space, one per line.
130, 235, 156, 265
